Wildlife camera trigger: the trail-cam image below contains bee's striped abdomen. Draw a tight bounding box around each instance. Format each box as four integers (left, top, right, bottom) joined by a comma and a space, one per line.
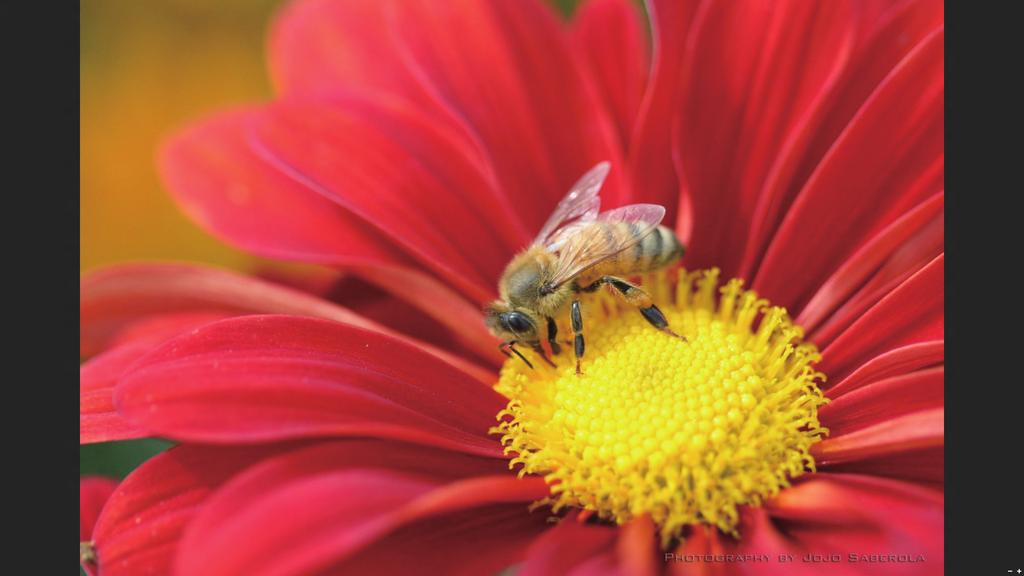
634, 224, 685, 272
588, 223, 685, 279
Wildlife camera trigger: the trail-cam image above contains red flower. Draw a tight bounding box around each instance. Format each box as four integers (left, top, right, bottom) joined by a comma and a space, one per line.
80, 0, 943, 574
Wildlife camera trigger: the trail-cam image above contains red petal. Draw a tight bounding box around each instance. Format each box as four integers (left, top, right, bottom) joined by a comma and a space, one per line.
670, 508, 854, 576
115, 316, 505, 456
519, 512, 617, 576
563, 555, 621, 575
161, 106, 503, 353
825, 340, 943, 397
321, 274, 500, 369
818, 446, 943, 488
326, 497, 549, 576
797, 192, 943, 334
158, 107, 409, 269
671, 522, 743, 576
81, 476, 119, 576
270, 0, 627, 225
160, 105, 517, 352
81, 262, 496, 381
850, 1, 926, 47
617, 515, 659, 576
818, 255, 943, 382
268, 0, 421, 98
738, 0, 943, 280
102, 312, 232, 354
81, 298, 267, 444
667, 472, 944, 574
174, 441, 548, 575
83, 263, 369, 354
572, 0, 650, 150
629, 0, 701, 219
767, 473, 943, 571
266, 0, 500, 206
799, 0, 944, 190
820, 367, 943, 435
80, 476, 118, 542
810, 210, 943, 348
80, 262, 499, 445
350, 263, 505, 366
249, 98, 516, 301
81, 263, 262, 356
753, 28, 944, 311
92, 444, 291, 576
520, 513, 659, 576
247, 262, 344, 297
812, 408, 943, 465
675, 0, 858, 277
735, 509, 849, 576
394, 0, 630, 213
81, 342, 156, 444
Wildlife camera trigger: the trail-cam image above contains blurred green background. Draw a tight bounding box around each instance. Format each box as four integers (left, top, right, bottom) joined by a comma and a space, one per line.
80, 0, 590, 483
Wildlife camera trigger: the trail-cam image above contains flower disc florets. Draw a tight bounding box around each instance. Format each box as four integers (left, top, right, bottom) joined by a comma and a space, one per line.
493, 269, 828, 545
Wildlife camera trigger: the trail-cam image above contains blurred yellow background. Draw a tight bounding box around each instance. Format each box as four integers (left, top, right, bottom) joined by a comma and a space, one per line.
80, 0, 280, 272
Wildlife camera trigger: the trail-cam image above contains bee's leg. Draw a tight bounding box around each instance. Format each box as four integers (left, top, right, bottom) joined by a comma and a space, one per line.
571, 299, 585, 376
546, 316, 563, 356
499, 340, 534, 369
530, 342, 558, 368
597, 276, 686, 341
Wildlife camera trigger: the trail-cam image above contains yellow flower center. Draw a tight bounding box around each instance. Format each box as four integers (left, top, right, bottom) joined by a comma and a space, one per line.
493, 269, 828, 545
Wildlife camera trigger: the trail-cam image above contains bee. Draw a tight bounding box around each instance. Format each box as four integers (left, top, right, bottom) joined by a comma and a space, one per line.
485, 161, 686, 375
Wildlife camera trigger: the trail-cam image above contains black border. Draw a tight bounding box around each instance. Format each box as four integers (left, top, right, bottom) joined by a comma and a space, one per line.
944, 1, 1021, 572
6, 2, 81, 572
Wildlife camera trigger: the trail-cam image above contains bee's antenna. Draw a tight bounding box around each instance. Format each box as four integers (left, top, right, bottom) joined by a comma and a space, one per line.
499, 341, 535, 370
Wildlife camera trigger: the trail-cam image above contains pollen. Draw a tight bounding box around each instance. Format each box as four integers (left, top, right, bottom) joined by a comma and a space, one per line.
492, 268, 828, 545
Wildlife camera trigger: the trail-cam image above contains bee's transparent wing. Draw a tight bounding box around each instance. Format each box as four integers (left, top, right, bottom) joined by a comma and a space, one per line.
533, 161, 610, 249
547, 204, 666, 289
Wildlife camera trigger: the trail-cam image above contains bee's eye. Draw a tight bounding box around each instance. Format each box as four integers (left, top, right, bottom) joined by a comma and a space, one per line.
503, 312, 533, 333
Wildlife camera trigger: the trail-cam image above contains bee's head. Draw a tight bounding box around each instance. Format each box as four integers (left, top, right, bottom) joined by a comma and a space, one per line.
484, 300, 539, 342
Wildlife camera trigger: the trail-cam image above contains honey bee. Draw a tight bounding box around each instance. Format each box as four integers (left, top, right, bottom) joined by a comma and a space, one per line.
485, 161, 686, 375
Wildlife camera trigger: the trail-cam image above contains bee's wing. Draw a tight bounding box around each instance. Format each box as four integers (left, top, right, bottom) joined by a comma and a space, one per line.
547, 204, 666, 289
533, 161, 610, 249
